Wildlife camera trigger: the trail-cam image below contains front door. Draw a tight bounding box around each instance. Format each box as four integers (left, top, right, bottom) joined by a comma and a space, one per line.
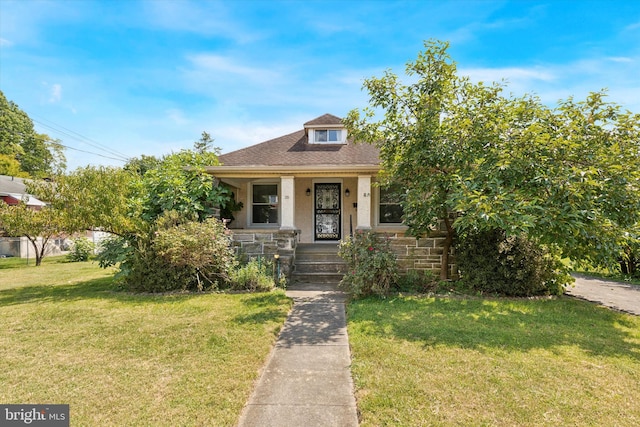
314, 183, 341, 241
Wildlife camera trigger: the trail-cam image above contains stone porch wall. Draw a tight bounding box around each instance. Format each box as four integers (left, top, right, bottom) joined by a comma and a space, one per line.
228, 228, 456, 281
229, 229, 299, 280
382, 228, 457, 279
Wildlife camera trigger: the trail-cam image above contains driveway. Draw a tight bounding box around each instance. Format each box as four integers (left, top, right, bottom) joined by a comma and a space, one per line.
566, 274, 640, 316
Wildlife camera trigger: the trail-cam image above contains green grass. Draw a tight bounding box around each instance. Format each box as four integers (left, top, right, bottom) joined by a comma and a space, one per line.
348, 295, 640, 426
0, 259, 292, 426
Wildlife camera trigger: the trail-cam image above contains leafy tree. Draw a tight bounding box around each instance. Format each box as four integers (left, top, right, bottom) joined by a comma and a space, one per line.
193, 131, 215, 154
0, 154, 29, 177
137, 149, 231, 222
95, 149, 238, 291
0, 90, 67, 177
123, 154, 161, 176
0, 91, 30, 158
28, 166, 137, 237
0, 201, 64, 266
18, 133, 66, 177
346, 39, 640, 279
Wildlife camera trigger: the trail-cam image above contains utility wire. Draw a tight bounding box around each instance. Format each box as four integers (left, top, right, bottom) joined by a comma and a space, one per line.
0, 127, 128, 163
55, 143, 128, 163
32, 118, 130, 162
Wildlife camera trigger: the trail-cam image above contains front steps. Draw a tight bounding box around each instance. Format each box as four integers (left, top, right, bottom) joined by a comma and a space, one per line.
292, 243, 346, 284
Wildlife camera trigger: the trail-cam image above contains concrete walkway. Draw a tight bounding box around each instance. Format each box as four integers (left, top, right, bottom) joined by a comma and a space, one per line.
566, 274, 640, 316
237, 282, 359, 427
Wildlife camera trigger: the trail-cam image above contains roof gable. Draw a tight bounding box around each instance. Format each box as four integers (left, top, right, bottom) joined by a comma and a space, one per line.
303, 113, 343, 127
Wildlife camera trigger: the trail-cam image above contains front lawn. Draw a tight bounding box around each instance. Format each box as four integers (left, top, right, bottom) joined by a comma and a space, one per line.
0, 259, 291, 426
348, 296, 640, 426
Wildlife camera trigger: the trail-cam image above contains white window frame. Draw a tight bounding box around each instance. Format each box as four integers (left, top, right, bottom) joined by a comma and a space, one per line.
311, 129, 347, 144
375, 185, 406, 226
250, 182, 280, 227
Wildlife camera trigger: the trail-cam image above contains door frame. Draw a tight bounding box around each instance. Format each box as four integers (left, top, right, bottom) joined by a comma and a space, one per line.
312, 179, 343, 242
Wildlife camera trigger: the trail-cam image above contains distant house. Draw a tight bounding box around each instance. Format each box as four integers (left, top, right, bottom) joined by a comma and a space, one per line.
0, 175, 46, 210
0, 175, 56, 259
207, 114, 454, 278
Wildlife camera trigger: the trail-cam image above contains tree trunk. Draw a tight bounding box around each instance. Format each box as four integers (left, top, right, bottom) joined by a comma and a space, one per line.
440, 214, 454, 280
26, 235, 47, 266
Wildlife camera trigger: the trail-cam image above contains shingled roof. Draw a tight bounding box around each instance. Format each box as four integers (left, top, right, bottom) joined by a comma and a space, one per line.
303, 113, 343, 127
218, 115, 380, 168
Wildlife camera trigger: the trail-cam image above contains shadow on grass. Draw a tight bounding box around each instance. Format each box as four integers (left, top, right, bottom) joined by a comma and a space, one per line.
0, 256, 69, 270
347, 296, 640, 361
0, 275, 290, 316
232, 292, 292, 325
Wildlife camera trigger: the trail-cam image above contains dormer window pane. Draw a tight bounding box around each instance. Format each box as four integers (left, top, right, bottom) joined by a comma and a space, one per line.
313, 129, 343, 143
316, 130, 327, 142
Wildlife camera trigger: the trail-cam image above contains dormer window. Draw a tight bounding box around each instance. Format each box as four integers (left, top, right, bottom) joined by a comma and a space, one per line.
311, 129, 346, 144
303, 114, 348, 144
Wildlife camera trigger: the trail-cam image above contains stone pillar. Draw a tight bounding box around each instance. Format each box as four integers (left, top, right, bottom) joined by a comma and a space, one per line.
280, 176, 296, 230
356, 175, 372, 230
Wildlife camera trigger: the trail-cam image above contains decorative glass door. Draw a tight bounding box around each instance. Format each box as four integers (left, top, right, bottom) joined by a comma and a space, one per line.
314, 183, 341, 241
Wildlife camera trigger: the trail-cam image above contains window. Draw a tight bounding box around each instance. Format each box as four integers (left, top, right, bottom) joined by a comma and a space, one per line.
252, 184, 279, 224
379, 185, 404, 224
313, 129, 343, 143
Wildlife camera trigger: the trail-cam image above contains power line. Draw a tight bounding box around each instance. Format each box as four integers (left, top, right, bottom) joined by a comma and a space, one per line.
55, 142, 128, 163
0, 127, 128, 163
31, 117, 131, 162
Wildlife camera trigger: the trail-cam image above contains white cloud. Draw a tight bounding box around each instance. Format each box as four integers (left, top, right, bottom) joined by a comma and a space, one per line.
0, 38, 13, 47
624, 20, 640, 31
166, 108, 189, 125
143, 0, 262, 43
186, 54, 281, 83
49, 83, 62, 103
607, 56, 633, 63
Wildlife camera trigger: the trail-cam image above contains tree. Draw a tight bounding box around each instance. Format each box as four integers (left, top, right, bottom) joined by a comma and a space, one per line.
0, 201, 64, 266
17, 133, 66, 177
345, 39, 640, 279
0, 154, 29, 177
38, 166, 139, 237
94, 149, 238, 291
0, 90, 30, 159
137, 149, 231, 222
0, 90, 67, 177
345, 40, 504, 279
193, 131, 215, 154
123, 154, 161, 176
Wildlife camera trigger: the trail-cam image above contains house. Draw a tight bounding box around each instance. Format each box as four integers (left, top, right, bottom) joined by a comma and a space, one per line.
0, 175, 46, 210
207, 114, 454, 279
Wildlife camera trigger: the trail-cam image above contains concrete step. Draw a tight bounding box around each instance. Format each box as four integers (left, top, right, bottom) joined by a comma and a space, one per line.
293, 244, 346, 284
291, 272, 344, 284
295, 261, 346, 274
295, 252, 344, 263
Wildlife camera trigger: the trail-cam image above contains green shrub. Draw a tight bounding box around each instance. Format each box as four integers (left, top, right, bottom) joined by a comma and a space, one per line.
230, 259, 275, 292
99, 213, 238, 293
455, 228, 570, 297
66, 237, 95, 262
338, 231, 398, 298
152, 215, 236, 292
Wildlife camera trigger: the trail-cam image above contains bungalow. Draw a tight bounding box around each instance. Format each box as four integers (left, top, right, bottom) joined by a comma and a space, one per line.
207, 114, 454, 279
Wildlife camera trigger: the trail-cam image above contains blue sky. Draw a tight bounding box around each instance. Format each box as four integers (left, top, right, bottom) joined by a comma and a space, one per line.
1, 0, 639, 170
